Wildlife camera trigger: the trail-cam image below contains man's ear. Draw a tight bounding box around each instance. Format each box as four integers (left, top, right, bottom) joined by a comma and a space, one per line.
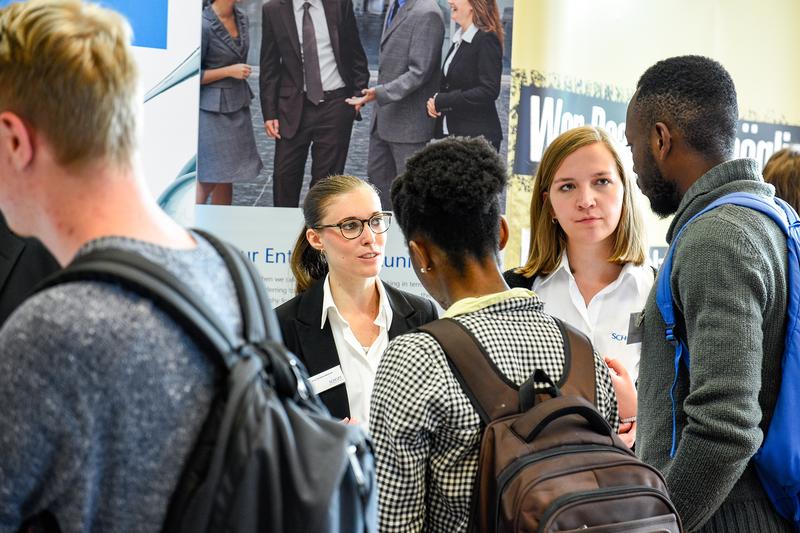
408, 239, 431, 271
0, 111, 34, 171
498, 215, 509, 251
653, 121, 672, 162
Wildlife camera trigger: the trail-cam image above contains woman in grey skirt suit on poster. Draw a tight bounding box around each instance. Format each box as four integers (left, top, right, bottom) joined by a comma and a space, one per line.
198, 0, 263, 205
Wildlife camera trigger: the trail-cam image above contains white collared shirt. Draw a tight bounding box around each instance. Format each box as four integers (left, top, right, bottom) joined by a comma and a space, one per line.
532, 253, 655, 381
321, 275, 393, 427
292, 0, 346, 92
441, 23, 478, 135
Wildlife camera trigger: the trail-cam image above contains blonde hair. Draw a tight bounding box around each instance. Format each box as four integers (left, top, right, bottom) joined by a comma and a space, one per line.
517, 126, 646, 279
763, 147, 800, 213
290, 175, 379, 294
0, 0, 139, 167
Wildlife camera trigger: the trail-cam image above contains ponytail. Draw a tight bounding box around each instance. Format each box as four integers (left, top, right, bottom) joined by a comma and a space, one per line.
290, 228, 328, 294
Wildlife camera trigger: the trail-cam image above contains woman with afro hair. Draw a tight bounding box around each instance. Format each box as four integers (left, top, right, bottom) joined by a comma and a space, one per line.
368, 136, 619, 532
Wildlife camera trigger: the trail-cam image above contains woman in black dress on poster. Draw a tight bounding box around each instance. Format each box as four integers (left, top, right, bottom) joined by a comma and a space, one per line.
426, 0, 504, 151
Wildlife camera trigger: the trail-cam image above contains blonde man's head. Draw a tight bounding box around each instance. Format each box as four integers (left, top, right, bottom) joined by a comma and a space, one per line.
0, 0, 139, 168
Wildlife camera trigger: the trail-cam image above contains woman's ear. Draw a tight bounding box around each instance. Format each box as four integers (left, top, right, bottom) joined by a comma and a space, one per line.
498, 215, 510, 251
306, 227, 324, 251
542, 190, 555, 219
408, 239, 431, 271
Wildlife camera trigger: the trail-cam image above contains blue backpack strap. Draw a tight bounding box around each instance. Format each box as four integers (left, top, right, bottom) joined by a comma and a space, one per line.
655, 192, 793, 458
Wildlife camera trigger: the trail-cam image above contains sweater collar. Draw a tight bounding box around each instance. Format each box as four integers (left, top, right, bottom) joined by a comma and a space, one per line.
666, 158, 766, 243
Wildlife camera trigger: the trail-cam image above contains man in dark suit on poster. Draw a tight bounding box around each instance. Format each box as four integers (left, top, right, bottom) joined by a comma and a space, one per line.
260, 0, 369, 207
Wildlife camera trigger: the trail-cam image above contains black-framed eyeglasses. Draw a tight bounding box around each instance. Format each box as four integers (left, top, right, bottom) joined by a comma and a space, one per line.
312, 212, 393, 240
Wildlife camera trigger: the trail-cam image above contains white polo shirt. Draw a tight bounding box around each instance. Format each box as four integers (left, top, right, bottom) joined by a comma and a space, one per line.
321, 275, 392, 427
532, 253, 655, 382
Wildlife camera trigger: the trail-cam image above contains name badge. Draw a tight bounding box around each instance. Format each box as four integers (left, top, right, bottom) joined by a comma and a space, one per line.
308, 365, 346, 394
626, 311, 644, 345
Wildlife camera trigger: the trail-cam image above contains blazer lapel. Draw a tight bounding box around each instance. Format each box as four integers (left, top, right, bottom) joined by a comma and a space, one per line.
384, 282, 419, 339
441, 41, 456, 77
446, 39, 471, 78
381, 0, 415, 47
295, 281, 340, 375
205, 7, 244, 60
236, 6, 249, 59
279, 0, 302, 62
322, 0, 342, 69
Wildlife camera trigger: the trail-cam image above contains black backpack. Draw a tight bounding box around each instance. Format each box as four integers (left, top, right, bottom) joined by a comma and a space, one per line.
37, 231, 378, 533
419, 317, 681, 533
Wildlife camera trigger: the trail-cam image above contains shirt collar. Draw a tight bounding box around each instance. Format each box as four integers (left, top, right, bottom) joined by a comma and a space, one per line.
534, 251, 643, 292
534, 252, 572, 289
452, 23, 478, 44
443, 287, 536, 318
321, 275, 392, 329
294, 0, 320, 13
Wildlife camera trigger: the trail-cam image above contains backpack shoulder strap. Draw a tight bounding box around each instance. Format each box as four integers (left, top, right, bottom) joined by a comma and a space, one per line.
193, 229, 282, 345
193, 230, 314, 402
37, 245, 239, 370
655, 192, 796, 457
419, 316, 597, 423
419, 318, 519, 424
553, 318, 597, 405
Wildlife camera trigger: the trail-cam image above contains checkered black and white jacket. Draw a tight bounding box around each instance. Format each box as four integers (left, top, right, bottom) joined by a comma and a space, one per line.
369, 293, 619, 533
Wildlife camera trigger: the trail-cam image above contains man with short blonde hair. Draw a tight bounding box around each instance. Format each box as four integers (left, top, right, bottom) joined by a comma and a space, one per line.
0, 1, 242, 530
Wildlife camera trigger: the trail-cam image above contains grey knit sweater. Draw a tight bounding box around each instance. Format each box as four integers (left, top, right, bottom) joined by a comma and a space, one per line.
638, 159, 793, 532
0, 234, 241, 532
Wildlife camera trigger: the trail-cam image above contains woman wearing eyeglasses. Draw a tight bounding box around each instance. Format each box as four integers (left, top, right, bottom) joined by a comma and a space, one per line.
275, 175, 438, 425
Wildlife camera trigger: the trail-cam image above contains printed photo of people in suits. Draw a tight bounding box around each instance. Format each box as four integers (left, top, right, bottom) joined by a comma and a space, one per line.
196, 0, 514, 207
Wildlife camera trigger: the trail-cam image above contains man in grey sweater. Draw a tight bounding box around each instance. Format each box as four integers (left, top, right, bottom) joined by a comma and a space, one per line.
626, 55, 792, 532
0, 1, 240, 531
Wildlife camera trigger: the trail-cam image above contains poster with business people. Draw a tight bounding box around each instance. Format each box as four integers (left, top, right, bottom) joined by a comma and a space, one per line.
194, 0, 515, 306
503, 0, 800, 270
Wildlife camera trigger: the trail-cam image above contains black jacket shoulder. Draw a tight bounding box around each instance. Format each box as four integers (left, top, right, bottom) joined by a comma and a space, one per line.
503, 268, 534, 290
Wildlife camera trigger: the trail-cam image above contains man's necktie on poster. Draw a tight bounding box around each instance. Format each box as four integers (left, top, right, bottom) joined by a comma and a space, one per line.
385, 0, 399, 29
302, 2, 323, 105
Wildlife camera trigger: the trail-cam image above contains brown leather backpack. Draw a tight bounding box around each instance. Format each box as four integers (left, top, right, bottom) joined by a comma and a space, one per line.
419, 317, 682, 533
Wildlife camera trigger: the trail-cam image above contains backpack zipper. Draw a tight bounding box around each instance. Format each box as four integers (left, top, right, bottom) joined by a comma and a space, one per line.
494, 444, 632, 529
535, 485, 679, 533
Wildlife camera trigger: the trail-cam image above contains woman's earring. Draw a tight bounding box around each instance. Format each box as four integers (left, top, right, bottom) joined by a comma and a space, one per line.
419, 267, 427, 274
551, 218, 558, 224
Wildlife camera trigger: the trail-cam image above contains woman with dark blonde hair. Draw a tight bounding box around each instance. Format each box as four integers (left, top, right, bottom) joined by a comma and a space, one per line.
504, 125, 648, 446
425, 0, 504, 150
275, 175, 437, 425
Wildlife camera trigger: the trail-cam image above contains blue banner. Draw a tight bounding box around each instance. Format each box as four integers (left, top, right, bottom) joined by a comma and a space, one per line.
0, 0, 169, 49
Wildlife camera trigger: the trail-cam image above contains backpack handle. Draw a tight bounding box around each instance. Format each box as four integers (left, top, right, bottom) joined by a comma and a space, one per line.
510, 395, 614, 443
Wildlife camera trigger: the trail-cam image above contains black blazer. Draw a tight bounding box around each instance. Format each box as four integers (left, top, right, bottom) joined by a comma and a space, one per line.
0, 213, 60, 327
259, 0, 369, 139
434, 29, 502, 150
275, 279, 438, 419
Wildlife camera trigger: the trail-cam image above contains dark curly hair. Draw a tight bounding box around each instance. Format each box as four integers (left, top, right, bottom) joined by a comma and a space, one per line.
633, 55, 738, 161
390, 137, 507, 273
